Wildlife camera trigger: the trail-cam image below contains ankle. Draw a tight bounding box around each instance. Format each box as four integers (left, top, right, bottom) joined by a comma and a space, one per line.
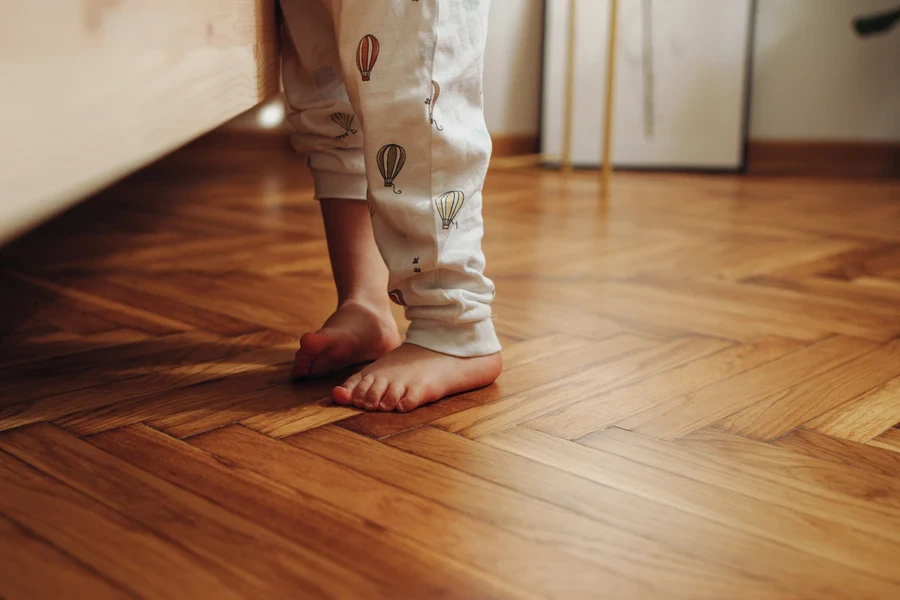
338, 291, 391, 313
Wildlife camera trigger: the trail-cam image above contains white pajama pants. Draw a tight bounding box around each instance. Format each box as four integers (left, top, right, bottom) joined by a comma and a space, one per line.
280, 0, 500, 357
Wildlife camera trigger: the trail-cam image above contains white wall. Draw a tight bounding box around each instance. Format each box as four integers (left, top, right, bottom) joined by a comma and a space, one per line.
750, 0, 900, 141
483, 0, 545, 136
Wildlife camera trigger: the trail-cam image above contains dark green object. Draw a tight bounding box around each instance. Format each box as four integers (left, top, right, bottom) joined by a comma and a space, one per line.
853, 7, 900, 36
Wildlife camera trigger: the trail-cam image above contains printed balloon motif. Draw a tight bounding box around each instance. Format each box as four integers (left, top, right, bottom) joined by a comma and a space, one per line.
435, 190, 465, 229
376, 144, 406, 194
356, 34, 379, 81
330, 113, 357, 139
425, 81, 443, 131
388, 289, 406, 306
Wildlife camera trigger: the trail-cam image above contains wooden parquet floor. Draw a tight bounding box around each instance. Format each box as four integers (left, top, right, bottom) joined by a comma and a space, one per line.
2, 133, 900, 599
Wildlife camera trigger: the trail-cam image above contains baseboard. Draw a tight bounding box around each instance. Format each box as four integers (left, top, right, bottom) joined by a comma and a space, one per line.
746, 140, 900, 178
492, 134, 541, 158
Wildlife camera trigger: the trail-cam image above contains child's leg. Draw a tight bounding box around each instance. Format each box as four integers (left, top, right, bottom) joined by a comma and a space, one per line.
281, 1, 402, 378
317, 0, 501, 411
292, 199, 402, 378
283, 0, 501, 410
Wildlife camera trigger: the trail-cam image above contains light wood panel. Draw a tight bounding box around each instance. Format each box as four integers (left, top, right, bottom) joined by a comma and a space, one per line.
0, 0, 280, 244
1, 128, 900, 597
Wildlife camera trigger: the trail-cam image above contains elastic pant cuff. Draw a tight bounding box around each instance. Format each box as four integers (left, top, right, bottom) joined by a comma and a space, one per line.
312, 170, 368, 201
405, 318, 501, 358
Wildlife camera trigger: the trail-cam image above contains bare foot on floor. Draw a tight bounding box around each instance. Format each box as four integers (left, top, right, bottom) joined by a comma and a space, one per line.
332, 344, 502, 412
292, 299, 402, 379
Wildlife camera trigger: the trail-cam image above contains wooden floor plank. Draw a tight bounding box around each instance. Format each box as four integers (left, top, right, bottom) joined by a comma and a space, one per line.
105, 270, 335, 337
0, 335, 296, 431
89, 424, 530, 600
746, 274, 900, 313
5, 269, 194, 335
580, 428, 900, 551
636, 275, 900, 341
0, 448, 246, 600
502, 279, 825, 342
0, 423, 389, 599
869, 429, 900, 454
189, 424, 655, 600
385, 426, 880, 600
616, 335, 877, 440
771, 429, 900, 478
60, 275, 266, 336
146, 375, 342, 439
0, 330, 219, 407
240, 398, 359, 438
527, 336, 802, 439
53, 362, 303, 437
481, 426, 900, 590
761, 242, 897, 280
435, 336, 727, 439
287, 425, 774, 599
804, 375, 900, 442
0, 513, 130, 600
715, 339, 900, 440
674, 428, 900, 515
0, 328, 150, 370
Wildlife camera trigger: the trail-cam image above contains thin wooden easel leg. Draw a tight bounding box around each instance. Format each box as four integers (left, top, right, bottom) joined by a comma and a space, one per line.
562, 0, 577, 173
601, 0, 619, 194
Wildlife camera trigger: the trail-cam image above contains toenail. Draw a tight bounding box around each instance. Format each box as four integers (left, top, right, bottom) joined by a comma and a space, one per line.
364, 402, 375, 410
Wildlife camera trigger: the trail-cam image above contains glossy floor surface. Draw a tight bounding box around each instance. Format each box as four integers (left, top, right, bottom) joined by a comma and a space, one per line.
2, 135, 900, 599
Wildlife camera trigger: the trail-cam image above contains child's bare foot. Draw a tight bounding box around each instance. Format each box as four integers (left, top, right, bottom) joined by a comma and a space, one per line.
332, 344, 502, 412
292, 298, 402, 378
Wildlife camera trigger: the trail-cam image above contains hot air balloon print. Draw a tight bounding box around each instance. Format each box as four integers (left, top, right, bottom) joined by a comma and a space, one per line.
356, 34, 379, 82
388, 289, 406, 306
435, 190, 465, 229
376, 144, 406, 194
424, 80, 444, 130
330, 113, 357, 139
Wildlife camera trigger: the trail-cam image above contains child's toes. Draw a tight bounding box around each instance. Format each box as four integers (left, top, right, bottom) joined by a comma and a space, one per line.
363, 378, 389, 411
378, 383, 406, 412
300, 331, 333, 355
291, 351, 313, 379
332, 373, 363, 405
397, 387, 426, 413
351, 375, 376, 408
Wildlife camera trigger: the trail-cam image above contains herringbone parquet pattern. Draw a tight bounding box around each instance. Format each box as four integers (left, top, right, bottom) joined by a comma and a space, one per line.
2, 132, 900, 599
